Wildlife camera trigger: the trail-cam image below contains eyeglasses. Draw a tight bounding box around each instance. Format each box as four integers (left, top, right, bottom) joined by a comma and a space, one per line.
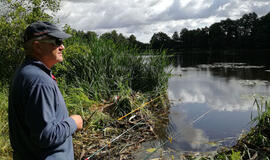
38, 38, 63, 46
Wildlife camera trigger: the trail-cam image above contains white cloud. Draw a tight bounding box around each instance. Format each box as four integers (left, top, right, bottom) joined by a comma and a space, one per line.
56, 0, 270, 43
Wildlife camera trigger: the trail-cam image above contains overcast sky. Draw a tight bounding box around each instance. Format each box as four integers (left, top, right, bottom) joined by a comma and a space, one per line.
55, 0, 270, 43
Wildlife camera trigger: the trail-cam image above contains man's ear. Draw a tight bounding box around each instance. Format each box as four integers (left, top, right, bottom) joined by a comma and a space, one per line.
33, 40, 39, 46
33, 40, 41, 51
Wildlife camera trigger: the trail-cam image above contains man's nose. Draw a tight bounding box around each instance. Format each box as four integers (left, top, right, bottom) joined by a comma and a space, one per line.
59, 44, 65, 50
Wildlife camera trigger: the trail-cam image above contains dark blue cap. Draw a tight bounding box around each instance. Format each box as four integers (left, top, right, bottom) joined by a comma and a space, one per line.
24, 21, 71, 42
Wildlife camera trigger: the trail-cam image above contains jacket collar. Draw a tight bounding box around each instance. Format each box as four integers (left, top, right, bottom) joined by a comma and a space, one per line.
24, 56, 52, 76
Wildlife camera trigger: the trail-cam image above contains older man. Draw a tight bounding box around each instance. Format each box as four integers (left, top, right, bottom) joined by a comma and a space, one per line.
8, 21, 83, 160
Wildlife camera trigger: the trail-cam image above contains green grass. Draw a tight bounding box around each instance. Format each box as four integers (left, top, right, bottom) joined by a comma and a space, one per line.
0, 85, 12, 160
251, 96, 270, 127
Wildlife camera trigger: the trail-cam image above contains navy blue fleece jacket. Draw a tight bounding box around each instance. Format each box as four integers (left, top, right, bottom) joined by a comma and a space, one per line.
8, 57, 77, 160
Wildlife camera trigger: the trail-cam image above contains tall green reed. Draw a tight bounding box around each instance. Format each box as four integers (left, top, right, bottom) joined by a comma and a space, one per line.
54, 34, 169, 102
251, 96, 270, 128
230, 96, 270, 159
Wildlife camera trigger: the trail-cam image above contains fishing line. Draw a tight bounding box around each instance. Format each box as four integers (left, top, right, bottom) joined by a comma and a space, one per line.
83, 93, 166, 159
143, 108, 213, 160
84, 121, 144, 160
86, 94, 164, 132
118, 94, 165, 120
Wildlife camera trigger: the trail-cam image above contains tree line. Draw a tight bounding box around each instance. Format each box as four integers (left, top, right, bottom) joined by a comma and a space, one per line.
150, 12, 270, 51
83, 12, 270, 52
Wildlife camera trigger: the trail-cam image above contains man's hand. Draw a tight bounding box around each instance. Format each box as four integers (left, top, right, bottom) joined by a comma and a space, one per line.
70, 115, 83, 130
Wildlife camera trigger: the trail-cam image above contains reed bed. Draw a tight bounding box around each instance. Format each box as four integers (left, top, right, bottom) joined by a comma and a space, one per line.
55, 34, 169, 101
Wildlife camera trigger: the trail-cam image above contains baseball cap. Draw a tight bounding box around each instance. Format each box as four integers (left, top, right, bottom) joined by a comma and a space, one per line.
24, 21, 71, 42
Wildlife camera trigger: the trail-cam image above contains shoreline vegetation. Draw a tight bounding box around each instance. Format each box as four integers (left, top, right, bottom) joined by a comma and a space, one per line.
0, 17, 172, 159
213, 97, 270, 160
1, 1, 270, 159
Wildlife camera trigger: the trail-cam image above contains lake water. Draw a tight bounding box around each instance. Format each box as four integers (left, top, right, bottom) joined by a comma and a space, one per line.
135, 51, 270, 159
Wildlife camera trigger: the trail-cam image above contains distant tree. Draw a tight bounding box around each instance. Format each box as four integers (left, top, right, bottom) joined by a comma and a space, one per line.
128, 34, 137, 43
150, 32, 172, 50
100, 30, 128, 44
128, 34, 139, 48
180, 28, 194, 49
171, 31, 181, 50
100, 32, 113, 41
189, 29, 200, 48
237, 12, 258, 48
254, 12, 270, 48
198, 27, 209, 49
111, 30, 118, 42
86, 31, 98, 41
148, 11, 270, 51
185, 27, 210, 49
219, 18, 238, 48
172, 31, 180, 41
118, 33, 127, 44
209, 22, 226, 49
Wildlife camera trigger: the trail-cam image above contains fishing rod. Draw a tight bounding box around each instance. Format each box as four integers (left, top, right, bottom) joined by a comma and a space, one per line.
143, 109, 213, 160
84, 121, 144, 160
84, 94, 165, 159
85, 93, 165, 133
118, 94, 165, 120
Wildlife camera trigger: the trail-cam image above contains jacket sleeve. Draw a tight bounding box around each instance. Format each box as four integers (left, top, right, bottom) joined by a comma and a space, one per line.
25, 84, 77, 148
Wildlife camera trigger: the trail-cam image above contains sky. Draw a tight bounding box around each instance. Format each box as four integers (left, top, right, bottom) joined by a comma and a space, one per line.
55, 0, 270, 43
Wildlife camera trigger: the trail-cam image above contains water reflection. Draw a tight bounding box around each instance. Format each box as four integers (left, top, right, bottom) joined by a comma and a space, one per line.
166, 57, 270, 153
135, 53, 270, 159
169, 71, 256, 111
166, 106, 211, 151
169, 62, 270, 110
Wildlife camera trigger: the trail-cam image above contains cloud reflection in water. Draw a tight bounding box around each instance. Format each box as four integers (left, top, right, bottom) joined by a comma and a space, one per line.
166, 66, 270, 151
168, 69, 259, 111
